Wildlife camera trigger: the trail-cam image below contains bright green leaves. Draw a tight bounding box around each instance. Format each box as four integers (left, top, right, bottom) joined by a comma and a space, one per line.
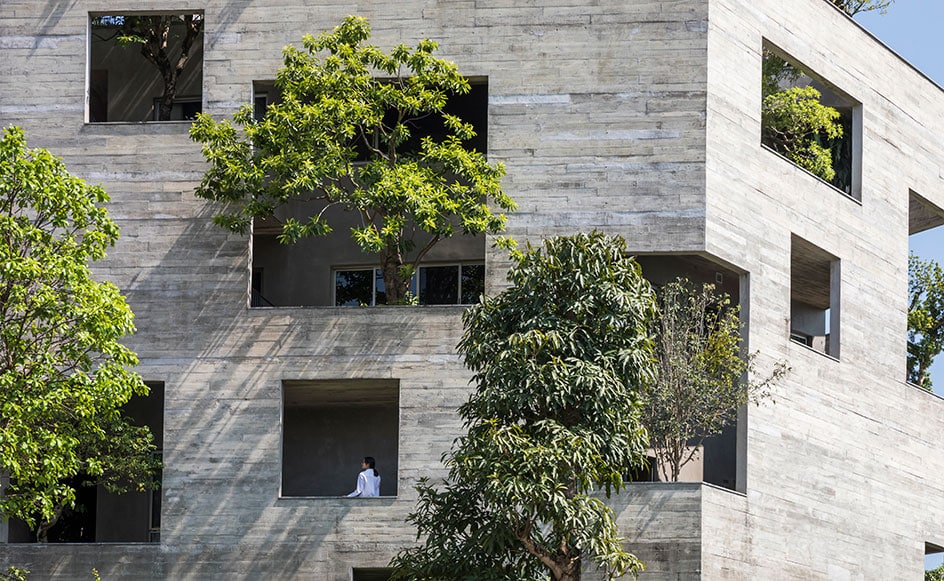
192, 15, 513, 304
391, 233, 655, 581
644, 279, 788, 482
761, 50, 845, 184
0, 126, 158, 537
908, 254, 944, 390
762, 86, 842, 181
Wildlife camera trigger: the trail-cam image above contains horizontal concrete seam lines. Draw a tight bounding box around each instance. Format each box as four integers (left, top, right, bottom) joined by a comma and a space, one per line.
547, 129, 684, 141
0, 34, 83, 49
490, 94, 572, 106
509, 208, 706, 225
0, 104, 83, 114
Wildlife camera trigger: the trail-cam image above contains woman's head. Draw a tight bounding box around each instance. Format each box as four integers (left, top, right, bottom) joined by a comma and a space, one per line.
363, 456, 378, 476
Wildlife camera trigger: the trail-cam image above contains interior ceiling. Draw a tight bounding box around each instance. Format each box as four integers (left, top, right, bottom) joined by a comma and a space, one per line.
909, 191, 944, 235
791, 236, 834, 309
283, 379, 399, 407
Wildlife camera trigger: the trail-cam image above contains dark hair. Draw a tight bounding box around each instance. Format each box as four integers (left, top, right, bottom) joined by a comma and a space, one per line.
364, 456, 379, 477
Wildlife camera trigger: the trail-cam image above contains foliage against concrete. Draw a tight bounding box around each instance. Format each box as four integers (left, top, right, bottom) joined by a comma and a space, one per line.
644, 279, 788, 482
191, 16, 514, 304
0, 127, 158, 541
391, 233, 657, 581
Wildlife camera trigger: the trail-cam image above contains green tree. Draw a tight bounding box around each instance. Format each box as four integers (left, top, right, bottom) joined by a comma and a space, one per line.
831, 0, 893, 15
908, 254, 944, 390
92, 14, 204, 121
761, 51, 844, 183
191, 16, 514, 304
644, 279, 788, 482
390, 233, 657, 581
0, 127, 159, 541
928, 563, 944, 581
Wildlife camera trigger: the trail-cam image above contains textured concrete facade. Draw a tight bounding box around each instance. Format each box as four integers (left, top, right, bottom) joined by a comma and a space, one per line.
2, 0, 944, 579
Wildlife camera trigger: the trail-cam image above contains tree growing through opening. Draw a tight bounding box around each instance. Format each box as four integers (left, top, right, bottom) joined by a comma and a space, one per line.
761, 50, 844, 184
191, 16, 514, 304
390, 233, 657, 581
830, 0, 893, 15
644, 278, 788, 482
0, 127, 159, 542
908, 254, 944, 390
92, 14, 203, 121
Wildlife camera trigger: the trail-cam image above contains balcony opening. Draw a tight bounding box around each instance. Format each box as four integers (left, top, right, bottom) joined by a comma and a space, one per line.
928, 542, 944, 575
908, 190, 944, 391
635, 254, 746, 492
761, 41, 861, 200
282, 380, 398, 497
88, 13, 204, 122
7, 382, 164, 543
790, 236, 840, 358
248, 80, 489, 308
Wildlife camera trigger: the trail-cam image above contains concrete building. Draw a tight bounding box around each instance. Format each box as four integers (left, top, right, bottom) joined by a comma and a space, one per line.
2, 0, 944, 578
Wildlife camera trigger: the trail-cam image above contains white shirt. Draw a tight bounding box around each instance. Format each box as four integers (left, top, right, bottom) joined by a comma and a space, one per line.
347, 468, 381, 497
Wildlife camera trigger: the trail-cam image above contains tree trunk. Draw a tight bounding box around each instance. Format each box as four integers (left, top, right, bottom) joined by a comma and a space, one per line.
551, 557, 581, 581
380, 247, 409, 304
35, 503, 65, 543
158, 71, 177, 121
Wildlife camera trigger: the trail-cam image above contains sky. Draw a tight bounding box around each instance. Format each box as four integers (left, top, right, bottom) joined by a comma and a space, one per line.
855, 3, 944, 400
848, 3, 944, 571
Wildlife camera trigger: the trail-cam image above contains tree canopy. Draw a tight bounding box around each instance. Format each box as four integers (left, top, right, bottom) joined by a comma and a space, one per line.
0, 126, 158, 540
761, 50, 844, 184
191, 16, 514, 304
908, 254, 944, 390
830, 0, 893, 15
390, 232, 657, 581
644, 278, 787, 482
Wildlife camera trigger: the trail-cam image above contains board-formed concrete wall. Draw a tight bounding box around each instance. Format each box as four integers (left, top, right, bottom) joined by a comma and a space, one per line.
2, 0, 943, 579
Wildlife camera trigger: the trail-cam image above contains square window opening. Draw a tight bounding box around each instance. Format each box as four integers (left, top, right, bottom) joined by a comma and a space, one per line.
790, 235, 840, 358
281, 380, 399, 497
88, 13, 204, 123
247, 78, 489, 308
761, 41, 861, 200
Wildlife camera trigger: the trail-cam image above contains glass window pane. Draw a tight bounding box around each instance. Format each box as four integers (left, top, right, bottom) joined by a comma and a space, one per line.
375, 269, 386, 306
335, 270, 374, 306
419, 266, 459, 305
460, 264, 485, 304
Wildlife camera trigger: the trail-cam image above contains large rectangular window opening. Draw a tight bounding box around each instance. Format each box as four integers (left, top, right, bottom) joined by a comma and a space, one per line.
908, 190, 944, 390
790, 235, 841, 358
88, 13, 204, 123
249, 80, 489, 308
761, 41, 862, 200
635, 254, 747, 492
6, 382, 164, 543
282, 380, 399, 497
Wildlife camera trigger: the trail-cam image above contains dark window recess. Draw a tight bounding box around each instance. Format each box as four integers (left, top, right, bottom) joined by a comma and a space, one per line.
7, 383, 164, 543
460, 263, 485, 304
420, 265, 459, 305
353, 569, 394, 581
88, 13, 204, 123
352, 82, 488, 161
